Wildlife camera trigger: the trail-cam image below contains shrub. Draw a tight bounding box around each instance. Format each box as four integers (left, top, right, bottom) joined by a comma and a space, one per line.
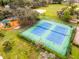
69, 4, 77, 15
62, 10, 71, 21
0, 30, 5, 38
2, 41, 12, 52
57, 4, 79, 22
0, 32, 4, 37
75, 8, 79, 19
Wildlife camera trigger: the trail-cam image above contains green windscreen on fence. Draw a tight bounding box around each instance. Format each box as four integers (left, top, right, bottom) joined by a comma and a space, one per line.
20, 20, 73, 58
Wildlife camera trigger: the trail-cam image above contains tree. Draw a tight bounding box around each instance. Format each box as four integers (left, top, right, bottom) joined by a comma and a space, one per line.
53, 0, 62, 4
0, 7, 14, 21
69, 0, 75, 5
57, 4, 79, 22
69, 4, 77, 15
0, 0, 13, 6
13, 6, 39, 27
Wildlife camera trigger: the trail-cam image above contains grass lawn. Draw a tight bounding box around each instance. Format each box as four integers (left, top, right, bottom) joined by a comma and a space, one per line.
38, 4, 66, 23
0, 30, 39, 59
72, 45, 79, 59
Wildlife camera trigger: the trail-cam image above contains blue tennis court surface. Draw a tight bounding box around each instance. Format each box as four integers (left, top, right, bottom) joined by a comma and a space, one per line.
31, 27, 47, 36
52, 25, 68, 35
37, 22, 52, 29
46, 31, 65, 45
21, 20, 73, 58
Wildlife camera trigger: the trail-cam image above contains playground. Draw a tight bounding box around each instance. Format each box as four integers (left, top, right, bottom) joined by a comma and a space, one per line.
0, 17, 20, 30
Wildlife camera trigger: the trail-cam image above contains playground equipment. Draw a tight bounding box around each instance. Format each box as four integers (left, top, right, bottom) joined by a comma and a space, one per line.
0, 17, 20, 30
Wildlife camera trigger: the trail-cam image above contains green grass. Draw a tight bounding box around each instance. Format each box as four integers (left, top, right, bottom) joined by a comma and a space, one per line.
38, 4, 66, 23
72, 45, 79, 59
0, 30, 39, 59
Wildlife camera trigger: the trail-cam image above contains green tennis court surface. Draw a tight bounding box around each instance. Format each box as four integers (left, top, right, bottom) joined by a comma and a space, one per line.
20, 20, 73, 58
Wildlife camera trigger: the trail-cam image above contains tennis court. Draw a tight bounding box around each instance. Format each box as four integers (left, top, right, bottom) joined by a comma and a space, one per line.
20, 20, 73, 58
